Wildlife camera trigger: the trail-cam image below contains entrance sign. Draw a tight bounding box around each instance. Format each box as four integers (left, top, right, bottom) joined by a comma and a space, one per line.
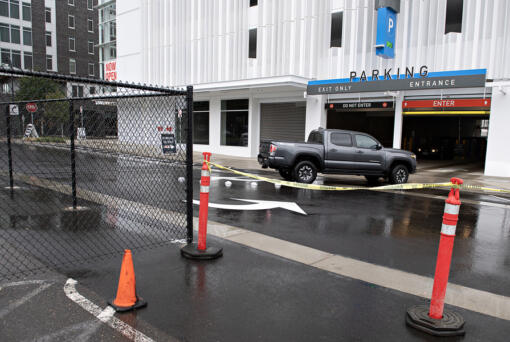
307, 69, 487, 95
326, 101, 394, 110
375, 7, 397, 59
161, 133, 176, 154
403, 99, 491, 108
9, 104, 19, 115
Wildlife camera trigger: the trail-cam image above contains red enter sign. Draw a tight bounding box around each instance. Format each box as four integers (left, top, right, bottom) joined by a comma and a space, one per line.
403, 99, 491, 108
26, 103, 38, 112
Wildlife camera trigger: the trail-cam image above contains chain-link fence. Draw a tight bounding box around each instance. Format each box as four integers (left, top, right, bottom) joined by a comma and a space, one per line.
0, 67, 193, 280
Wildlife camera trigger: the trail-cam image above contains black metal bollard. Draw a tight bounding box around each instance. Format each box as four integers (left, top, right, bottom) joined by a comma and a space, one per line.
69, 100, 77, 209
186, 85, 194, 243
5, 105, 14, 196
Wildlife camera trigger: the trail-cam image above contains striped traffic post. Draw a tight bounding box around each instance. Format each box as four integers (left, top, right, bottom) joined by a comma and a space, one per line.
406, 177, 465, 336
181, 152, 223, 260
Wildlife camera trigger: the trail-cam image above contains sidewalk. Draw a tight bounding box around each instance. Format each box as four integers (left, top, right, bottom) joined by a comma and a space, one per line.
196, 152, 510, 191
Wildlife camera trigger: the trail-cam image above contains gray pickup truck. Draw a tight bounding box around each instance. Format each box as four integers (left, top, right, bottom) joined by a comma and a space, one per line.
258, 128, 417, 184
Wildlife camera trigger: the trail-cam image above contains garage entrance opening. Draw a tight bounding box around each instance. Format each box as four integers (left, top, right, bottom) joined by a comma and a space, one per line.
326, 103, 395, 147
402, 115, 489, 163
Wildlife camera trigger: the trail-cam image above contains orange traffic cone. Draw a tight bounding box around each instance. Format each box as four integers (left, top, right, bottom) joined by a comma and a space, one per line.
108, 249, 147, 312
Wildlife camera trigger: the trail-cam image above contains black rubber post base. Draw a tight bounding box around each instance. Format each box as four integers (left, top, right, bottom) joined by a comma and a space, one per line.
406, 305, 465, 337
108, 297, 147, 312
181, 243, 223, 260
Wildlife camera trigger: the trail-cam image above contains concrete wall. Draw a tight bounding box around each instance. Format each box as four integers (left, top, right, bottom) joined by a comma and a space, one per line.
117, 0, 510, 86
485, 88, 510, 177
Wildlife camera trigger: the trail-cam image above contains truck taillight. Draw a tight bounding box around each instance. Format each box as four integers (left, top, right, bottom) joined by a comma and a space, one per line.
269, 144, 277, 153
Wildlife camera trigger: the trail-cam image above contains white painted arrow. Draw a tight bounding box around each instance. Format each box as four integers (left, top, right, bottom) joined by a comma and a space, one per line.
192, 198, 307, 215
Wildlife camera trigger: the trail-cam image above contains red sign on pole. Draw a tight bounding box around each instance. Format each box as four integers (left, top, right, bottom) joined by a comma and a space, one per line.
403, 99, 491, 108
26, 103, 37, 113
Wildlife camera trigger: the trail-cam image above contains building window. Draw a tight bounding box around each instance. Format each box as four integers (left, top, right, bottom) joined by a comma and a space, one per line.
21, 2, 30, 20
11, 49, 20, 68
110, 47, 116, 58
90, 86, 96, 95
69, 58, 76, 74
68, 0, 74, 6
1, 49, 10, 65
45, 7, 51, 22
68, 15, 75, 29
88, 40, 94, 54
10, 25, 19, 44
445, 0, 463, 33
69, 37, 75, 51
330, 11, 343, 47
72, 85, 83, 97
88, 63, 94, 76
193, 101, 210, 145
22, 27, 31, 45
46, 55, 52, 71
10, 0, 19, 19
250, 0, 258, 6
221, 99, 249, 147
87, 0, 93, 10
0, 1, 8, 17
23, 51, 31, 69
109, 22, 116, 41
88, 19, 94, 32
0, 23, 9, 42
45, 31, 51, 46
248, 28, 257, 58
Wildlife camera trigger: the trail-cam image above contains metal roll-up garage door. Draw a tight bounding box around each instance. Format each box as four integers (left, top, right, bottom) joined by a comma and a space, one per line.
260, 102, 306, 142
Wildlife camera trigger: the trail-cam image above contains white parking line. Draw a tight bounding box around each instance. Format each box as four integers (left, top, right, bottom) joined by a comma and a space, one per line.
0, 280, 52, 319
64, 279, 154, 342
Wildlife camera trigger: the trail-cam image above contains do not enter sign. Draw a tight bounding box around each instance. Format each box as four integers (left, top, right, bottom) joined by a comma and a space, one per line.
26, 103, 37, 113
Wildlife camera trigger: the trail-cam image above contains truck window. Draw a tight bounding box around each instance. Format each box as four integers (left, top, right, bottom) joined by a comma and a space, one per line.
355, 135, 378, 149
308, 132, 324, 144
331, 133, 352, 147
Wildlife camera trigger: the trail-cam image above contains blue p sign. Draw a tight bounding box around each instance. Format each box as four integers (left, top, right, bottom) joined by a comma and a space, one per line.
376, 7, 397, 59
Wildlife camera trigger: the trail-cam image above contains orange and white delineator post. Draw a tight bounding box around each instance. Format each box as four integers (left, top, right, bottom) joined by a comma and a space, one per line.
406, 178, 466, 337
198, 152, 211, 250
181, 152, 223, 260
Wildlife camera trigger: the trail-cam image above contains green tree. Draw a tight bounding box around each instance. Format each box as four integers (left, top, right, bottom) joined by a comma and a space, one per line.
44, 90, 70, 136
15, 76, 64, 102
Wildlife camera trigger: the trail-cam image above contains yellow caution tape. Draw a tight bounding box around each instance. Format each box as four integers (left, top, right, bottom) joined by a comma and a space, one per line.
207, 162, 510, 194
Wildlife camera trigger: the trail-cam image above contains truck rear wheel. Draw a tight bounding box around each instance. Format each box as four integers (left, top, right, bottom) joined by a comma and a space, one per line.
278, 169, 294, 181
293, 161, 317, 184
389, 164, 409, 184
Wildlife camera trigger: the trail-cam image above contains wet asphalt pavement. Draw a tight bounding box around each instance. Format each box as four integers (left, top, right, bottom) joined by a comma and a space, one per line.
2, 143, 510, 340
201, 169, 510, 297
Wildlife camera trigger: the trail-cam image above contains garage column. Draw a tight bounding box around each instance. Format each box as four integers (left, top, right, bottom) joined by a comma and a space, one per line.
485, 87, 510, 177
249, 97, 261, 157
392, 92, 404, 149
305, 94, 326, 139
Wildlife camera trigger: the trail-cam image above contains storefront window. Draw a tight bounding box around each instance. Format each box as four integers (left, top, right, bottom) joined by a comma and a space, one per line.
193, 101, 209, 145
221, 99, 249, 147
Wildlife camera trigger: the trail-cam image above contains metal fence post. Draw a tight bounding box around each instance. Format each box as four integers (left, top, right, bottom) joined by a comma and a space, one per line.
5, 105, 14, 196
186, 86, 193, 243
69, 100, 77, 209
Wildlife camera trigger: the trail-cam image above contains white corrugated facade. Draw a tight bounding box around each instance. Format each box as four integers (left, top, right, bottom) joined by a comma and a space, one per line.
117, 0, 510, 177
